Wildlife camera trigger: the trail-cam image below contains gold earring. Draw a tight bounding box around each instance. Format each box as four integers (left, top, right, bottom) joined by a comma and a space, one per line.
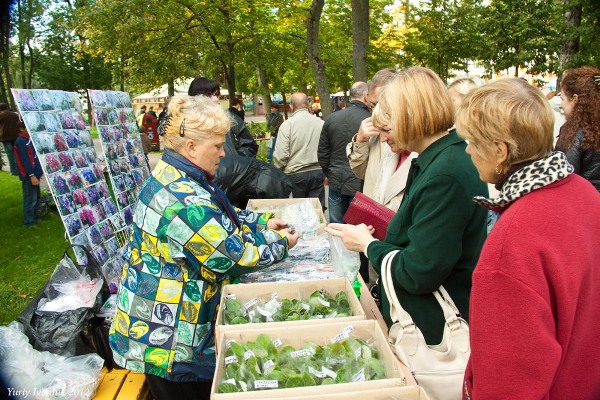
495, 164, 502, 175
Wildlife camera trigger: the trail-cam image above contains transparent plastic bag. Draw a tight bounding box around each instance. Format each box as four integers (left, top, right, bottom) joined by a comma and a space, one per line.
0, 322, 104, 400
328, 234, 360, 282
281, 200, 320, 239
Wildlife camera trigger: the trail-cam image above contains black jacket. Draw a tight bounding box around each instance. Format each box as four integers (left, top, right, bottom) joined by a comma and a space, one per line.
229, 113, 258, 158
318, 100, 370, 195
214, 156, 294, 209
556, 127, 600, 192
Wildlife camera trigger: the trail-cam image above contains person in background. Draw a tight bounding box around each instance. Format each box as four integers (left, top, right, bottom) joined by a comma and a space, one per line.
311, 102, 322, 118
274, 92, 326, 208
147, 105, 157, 118
228, 97, 245, 121
136, 105, 147, 129
109, 94, 298, 400
457, 77, 600, 399
554, 66, 600, 192
188, 77, 258, 157
0, 103, 21, 175
13, 122, 43, 227
447, 76, 485, 111
318, 81, 370, 224
327, 67, 488, 346
267, 103, 284, 164
347, 68, 414, 210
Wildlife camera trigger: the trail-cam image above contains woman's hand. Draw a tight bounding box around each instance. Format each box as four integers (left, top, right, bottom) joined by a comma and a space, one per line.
280, 228, 299, 249
267, 218, 288, 230
326, 223, 376, 253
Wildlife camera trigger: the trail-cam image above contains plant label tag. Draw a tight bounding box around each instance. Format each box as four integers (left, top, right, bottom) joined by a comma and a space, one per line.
254, 380, 278, 389
225, 355, 238, 365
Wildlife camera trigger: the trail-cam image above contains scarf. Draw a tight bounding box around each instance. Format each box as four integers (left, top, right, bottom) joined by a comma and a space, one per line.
162, 149, 241, 228
474, 151, 573, 212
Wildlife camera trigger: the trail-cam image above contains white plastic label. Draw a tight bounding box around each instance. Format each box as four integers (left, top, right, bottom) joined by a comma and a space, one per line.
290, 348, 313, 358
352, 368, 366, 382
243, 350, 255, 360
272, 339, 282, 348
224, 355, 238, 365
322, 366, 337, 379
244, 297, 258, 310
226, 294, 236, 300
253, 380, 279, 389
309, 366, 327, 378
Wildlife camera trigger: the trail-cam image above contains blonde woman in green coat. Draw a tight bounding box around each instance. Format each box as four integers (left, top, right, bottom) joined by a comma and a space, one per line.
326, 67, 488, 345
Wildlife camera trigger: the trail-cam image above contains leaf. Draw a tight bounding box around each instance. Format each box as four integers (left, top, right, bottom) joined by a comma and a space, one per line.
218, 382, 239, 393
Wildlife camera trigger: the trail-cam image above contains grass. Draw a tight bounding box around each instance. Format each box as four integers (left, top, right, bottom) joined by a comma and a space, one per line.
0, 171, 69, 325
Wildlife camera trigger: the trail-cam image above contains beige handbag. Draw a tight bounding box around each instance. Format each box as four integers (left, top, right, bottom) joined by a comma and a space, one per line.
381, 250, 470, 400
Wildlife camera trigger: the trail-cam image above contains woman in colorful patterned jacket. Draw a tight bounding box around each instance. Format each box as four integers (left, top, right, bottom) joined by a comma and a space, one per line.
109, 94, 299, 400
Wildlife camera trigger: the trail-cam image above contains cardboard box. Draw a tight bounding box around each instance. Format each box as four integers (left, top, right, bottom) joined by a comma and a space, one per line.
216, 278, 366, 348
286, 385, 430, 399
210, 320, 407, 399
246, 198, 327, 234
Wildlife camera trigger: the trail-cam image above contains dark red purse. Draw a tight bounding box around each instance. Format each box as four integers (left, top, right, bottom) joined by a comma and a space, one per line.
343, 192, 395, 241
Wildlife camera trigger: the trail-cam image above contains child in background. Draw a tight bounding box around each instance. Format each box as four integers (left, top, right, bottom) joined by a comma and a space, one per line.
14, 121, 43, 227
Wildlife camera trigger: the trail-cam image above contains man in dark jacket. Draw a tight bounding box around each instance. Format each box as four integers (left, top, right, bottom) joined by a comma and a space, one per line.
318, 81, 370, 223
0, 103, 20, 175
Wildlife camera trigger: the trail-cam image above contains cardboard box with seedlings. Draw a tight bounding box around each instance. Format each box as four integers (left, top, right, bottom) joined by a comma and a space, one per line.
210, 320, 408, 400
246, 198, 326, 236
285, 385, 430, 400
215, 278, 366, 349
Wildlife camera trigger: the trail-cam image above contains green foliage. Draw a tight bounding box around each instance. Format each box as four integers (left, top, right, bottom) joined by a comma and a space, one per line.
218, 333, 386, 392
223, 290, 352, 324
0, 172, 69, 325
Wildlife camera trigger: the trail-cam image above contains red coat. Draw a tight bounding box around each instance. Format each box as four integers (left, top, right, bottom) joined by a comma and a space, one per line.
465, 174, 600, 399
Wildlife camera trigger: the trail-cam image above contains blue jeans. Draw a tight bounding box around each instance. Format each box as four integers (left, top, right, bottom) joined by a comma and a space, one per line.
328, 190, 354, 223
2, 141, 18, 175
267, 136, 277, 164
22, 179, 41, 226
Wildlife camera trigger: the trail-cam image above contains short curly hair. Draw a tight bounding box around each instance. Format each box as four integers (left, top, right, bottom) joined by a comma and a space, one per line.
163, 95, 231, 152
456, 78, 553, 168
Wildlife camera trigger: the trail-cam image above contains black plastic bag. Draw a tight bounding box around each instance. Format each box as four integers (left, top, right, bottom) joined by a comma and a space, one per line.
16, 245, 109, 357
215, 155, 294, 209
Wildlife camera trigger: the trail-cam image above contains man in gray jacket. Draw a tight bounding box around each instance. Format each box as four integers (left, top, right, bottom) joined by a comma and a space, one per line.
274, 92, 325, 208
318, 81, 370, 223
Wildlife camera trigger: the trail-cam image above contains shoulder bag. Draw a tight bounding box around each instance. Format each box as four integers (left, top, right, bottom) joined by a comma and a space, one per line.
381, 250, 470, 400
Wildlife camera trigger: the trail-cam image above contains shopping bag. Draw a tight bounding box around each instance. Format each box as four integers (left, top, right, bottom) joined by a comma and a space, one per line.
381, 250, 470, 400
17, 245, 109, 357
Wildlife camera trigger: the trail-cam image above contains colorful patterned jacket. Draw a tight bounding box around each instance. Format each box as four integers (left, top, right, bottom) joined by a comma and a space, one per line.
109, 150, 289, 381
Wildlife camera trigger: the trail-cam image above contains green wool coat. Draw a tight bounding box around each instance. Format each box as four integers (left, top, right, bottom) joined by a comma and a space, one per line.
367, 131, 488, 345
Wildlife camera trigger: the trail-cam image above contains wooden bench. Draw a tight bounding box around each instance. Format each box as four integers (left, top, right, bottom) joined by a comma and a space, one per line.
93, 368, 151, 400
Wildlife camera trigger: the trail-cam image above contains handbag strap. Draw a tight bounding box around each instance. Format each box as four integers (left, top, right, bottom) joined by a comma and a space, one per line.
380, 250, 462, 327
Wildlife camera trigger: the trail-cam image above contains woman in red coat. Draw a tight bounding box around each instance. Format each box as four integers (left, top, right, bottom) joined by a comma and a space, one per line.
456, 78, 600, 399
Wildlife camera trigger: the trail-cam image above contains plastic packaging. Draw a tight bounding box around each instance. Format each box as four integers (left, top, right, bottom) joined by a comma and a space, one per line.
0, 322, 104, 400
280, 200, 321, 239
328, 234, 361, 282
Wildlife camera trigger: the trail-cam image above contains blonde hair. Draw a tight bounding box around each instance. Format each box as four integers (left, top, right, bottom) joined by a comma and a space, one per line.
374, 67, 454, 149
163, 94, 231, 151
448, 76, 486, 98
456, 78, 553, 166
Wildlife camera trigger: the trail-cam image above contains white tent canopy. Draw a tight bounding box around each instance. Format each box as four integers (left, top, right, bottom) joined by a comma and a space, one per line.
133, 78, 229, 102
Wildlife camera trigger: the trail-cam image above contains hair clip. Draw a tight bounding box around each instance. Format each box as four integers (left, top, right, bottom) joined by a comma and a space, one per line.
594, 75, 600, 87
179, 118, 186, 137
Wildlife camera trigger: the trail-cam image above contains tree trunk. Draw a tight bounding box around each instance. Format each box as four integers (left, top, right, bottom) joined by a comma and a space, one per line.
167, 77, 174, 97
282, 93, 288, 119
351, 0, 369, 82
306, 0, 330, 119
559, 3, 582, 71
1, 9, 14, 108
257, 65, 270, 119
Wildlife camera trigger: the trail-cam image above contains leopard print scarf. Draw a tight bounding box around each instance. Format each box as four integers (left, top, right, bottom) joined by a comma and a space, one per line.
474, 151, 573, 210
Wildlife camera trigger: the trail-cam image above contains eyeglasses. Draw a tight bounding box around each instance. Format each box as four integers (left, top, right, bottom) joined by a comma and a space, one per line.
179, 118, 186, 137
